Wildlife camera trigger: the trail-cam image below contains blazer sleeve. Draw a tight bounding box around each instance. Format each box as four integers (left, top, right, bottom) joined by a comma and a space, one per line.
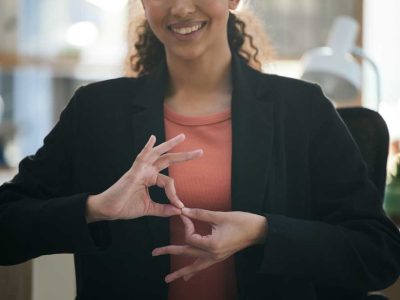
260, 84, 400, 291
0, 87, 109, 266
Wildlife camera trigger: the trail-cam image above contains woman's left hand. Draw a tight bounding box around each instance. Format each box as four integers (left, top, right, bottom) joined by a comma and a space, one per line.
152, 208, 268, 283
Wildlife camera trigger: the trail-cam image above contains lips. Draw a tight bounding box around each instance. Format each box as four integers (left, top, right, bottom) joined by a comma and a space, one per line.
167, 21, 207, 36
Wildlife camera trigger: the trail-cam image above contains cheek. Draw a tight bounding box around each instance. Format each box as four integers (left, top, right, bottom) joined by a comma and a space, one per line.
145, 10, 166, 37
206, 3, 230, 24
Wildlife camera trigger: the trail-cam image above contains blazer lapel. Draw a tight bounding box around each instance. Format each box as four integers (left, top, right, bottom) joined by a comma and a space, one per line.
230, 55, 276, 299
131, 55, 276, 216
231, 55, 275, 214
130, 62, 171, 275
128, 55, 276, 278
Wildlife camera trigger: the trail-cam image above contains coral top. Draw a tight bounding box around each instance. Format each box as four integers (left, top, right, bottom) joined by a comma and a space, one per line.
164, 103, 238, 300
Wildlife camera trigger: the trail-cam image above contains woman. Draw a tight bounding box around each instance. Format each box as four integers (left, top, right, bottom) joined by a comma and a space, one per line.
1, 0, 400, 299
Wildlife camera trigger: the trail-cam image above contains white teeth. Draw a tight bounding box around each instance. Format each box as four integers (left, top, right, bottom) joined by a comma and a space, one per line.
171, 24, 203, 35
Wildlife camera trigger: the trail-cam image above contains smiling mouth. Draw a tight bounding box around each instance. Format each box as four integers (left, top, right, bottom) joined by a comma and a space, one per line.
168, 21, 207, 35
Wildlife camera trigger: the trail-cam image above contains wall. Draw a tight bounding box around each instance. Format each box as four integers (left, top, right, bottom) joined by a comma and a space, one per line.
364, 0, 400, 139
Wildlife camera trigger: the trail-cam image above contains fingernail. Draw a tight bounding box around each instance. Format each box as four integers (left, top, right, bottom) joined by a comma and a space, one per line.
193, 149, 203, 155
182, 207, 191, 214
152, 249, 159, 256
165, 276, 172, 283
176, 199, 185, 208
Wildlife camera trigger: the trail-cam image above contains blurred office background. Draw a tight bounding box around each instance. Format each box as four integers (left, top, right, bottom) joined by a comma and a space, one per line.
0, 0, 399, 299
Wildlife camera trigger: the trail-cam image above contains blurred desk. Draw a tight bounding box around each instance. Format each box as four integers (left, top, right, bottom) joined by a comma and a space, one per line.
0, 262, 32, 300
0, 168, 76, 300
382, 280, 400, 300
0, 167, 31, 300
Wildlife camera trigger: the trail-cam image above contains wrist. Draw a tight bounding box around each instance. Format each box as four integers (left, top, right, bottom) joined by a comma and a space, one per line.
252, 215, 268, 245
86, 194, 110, 223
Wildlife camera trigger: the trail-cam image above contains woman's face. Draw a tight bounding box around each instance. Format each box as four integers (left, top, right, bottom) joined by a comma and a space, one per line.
141, 0, 240, 61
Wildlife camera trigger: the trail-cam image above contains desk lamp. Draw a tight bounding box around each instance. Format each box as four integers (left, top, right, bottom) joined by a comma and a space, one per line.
301, 16, 381, 110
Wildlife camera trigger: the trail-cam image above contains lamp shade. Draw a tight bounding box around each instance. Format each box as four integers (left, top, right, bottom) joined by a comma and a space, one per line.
302, 47, 362, 101
301, 16, 362, 102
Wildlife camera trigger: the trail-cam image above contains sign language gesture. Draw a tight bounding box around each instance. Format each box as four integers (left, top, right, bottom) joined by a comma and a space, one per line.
152, 208, 268, 283
86, 134, 203, 223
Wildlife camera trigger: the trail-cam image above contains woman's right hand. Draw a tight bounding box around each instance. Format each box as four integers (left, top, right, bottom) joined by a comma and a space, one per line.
86, 134, 202, 223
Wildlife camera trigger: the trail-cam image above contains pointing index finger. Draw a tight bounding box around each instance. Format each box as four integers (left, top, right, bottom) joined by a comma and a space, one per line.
149, 133, 185, 163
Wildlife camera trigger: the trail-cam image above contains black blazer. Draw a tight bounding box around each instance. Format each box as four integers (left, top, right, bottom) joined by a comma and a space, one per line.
1, 54, 400, 300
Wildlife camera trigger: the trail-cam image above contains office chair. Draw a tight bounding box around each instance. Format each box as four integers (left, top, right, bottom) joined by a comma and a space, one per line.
337, 107, 390, 300
337, 107, 389, 198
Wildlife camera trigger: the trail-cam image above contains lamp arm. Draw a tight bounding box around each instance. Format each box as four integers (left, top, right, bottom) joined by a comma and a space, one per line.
352, 47, 381, 111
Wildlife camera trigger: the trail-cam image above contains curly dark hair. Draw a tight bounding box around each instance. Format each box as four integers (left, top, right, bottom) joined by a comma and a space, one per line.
130, 12, 262, 77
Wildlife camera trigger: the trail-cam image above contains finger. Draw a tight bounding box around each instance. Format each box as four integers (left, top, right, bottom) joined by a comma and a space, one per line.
154, 149, 203, 172
185, 231, 214, 251
165, 258, 215, 283
145, 202, 181, 217
148, 133, 186, 163
137, 135, 157, 161
155, 174, 184, 208
183, 274, 194, 281
181, 215, 214, 250
152, 245, 208, 258
182, 207, 219, 224
180, 215, 195, 235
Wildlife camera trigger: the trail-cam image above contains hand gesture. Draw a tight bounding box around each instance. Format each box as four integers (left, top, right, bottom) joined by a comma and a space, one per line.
86, 134, 203, 222
152, 208, 267, 283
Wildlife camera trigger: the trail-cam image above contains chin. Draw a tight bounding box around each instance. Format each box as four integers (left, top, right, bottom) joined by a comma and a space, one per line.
167, 48, 209, 63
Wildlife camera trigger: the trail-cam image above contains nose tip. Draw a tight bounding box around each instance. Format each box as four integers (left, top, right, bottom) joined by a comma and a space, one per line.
171, 0, 196, 18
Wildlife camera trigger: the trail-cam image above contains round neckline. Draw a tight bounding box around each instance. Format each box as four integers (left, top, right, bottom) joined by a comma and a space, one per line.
164, 103, 231, 126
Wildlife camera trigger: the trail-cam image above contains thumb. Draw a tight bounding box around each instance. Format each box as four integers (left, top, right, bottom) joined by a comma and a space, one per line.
182, 208, 220, 224
147, 202, 182, 217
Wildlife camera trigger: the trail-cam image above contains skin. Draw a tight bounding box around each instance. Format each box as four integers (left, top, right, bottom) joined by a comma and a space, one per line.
153, 210, 267, 283
87, 0, 268, 284
142, 0, 239, 116
86, 134, 203, 222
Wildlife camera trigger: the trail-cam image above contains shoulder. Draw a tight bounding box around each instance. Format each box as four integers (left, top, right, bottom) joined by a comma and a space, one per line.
252, 71, 341, 135
259, 72, 323, 99
256, 72, 334, 115
69, 76, 146, 111
76, 76, 145, 98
